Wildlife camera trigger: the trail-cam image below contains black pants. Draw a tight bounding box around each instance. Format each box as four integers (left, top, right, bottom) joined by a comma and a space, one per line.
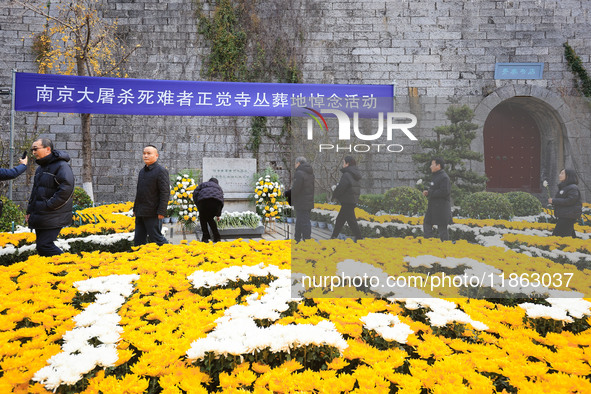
197, 199, 223, 242
331, 203, 362, 239
134, 216, 169, 246
294, 208, 312, 242
35, 228, 63, 256
552, 217, 577, 237
423, 220, 449, 241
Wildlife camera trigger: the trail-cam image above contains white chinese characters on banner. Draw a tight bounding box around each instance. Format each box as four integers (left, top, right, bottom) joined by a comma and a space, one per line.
34, 84, 379, 111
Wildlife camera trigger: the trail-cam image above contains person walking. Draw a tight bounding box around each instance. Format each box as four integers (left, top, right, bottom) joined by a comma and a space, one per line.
0, 155, 28, 181
422, 157, 452, 241
548, 168, 582, 237
289, 157, 315, 242
193, 177, 224, 243
26, 138, 74, 256
330, 156, 363, 241
133, 145, 170, 246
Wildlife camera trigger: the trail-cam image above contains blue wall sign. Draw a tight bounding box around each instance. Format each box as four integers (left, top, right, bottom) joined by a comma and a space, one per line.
494, 63, 544, 80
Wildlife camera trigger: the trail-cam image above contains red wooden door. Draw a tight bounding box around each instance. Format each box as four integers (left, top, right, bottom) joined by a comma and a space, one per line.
484, 104, 541, 192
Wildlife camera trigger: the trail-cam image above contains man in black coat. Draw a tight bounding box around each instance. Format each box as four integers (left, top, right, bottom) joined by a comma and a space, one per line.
422, 157, 452, 241
290, 157, 315, 242
330, 156, 362, 241
26, 138, 74, 256
133, 145, 170, 246
193, 177, 224, 243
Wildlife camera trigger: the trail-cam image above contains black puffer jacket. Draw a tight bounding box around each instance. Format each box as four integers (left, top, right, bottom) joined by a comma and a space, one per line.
290, 163, 315, 210
553, 180, 582, 220
193, 181, 224, 204
424, 169, 452, 226
333, 165, 362, 205
27, 151, 74, 229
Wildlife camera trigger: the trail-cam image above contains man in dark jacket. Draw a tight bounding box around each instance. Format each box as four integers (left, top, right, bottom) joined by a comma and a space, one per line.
26, 138, 74, 256
330, 155, 362, 241
133, 145, 170, 246
422, 158, 452, 241
193, 177, 224, 243
290, 157, 315, 242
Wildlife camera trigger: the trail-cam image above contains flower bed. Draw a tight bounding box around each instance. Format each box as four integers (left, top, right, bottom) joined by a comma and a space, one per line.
0, 203, 134, 250
2, 202, 591, 393
0, 232, 134, 266
0, 203, 136, 266
216, 211, 261, 230
193, 211, 265, 239
1, 236, 591, 393
314, 203, 591, 234
312, 204, 591, 246
502, 233, 591, 269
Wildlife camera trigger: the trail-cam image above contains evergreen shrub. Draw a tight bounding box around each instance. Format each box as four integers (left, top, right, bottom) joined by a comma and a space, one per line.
358, 194, 384, 214
0, 196, 25, 232
383, 186, 427, 216
72, 187, 93, 211
504, 191, 542, 216
461, 192, 514, 220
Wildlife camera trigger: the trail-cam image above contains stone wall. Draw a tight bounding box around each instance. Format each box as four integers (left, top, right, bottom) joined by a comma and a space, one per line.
1, 0, 590, 205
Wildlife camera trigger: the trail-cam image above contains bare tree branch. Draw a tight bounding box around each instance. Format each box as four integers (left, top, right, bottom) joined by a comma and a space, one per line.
13, 0, 77, 37
83, 15, 91, 57
102, 45, 141, 76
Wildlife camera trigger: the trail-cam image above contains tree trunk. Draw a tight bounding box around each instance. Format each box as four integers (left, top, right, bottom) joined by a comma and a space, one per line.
81, 112, 94, 203
233, 117, 240, 158
76, 18, 94, 204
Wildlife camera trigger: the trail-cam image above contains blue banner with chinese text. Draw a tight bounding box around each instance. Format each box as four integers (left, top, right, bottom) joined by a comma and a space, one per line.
15, 73, 394, 117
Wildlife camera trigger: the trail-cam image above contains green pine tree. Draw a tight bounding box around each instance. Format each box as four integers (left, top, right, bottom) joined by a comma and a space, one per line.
412, 104, 488, 204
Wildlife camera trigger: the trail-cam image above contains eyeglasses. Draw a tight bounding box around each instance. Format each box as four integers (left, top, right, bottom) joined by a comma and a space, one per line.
31, 147, 42, 152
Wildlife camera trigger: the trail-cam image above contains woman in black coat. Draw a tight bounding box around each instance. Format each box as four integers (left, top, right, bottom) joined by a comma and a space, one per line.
330, 156, 362, 241
548, 169, 582, 237
193, 177, 224, 242
290, 157, 315, 242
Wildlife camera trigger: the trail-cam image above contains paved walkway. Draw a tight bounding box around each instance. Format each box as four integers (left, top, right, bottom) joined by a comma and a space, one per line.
163, 221, 332, 244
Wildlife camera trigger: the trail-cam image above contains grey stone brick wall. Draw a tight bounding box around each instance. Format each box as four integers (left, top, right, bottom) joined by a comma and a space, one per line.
1, 0, 590, 205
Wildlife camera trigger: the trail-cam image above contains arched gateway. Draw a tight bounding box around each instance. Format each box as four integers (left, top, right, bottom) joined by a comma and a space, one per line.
474, 86, 578, 198
483, 100, 542, 192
